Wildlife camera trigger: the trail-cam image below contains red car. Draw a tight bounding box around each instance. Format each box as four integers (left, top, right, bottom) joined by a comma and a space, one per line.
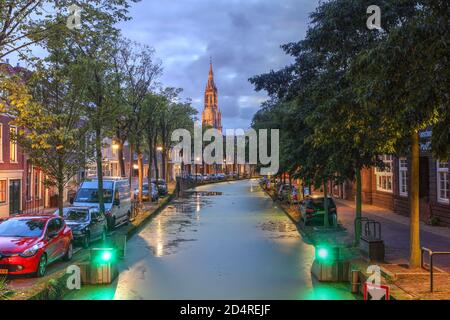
0, 214, 73, 277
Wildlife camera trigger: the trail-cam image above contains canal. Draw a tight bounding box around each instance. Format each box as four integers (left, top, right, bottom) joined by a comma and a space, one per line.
67, 179, 355, 300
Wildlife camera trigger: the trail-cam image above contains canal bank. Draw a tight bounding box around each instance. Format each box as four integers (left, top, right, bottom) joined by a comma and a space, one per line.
66, 179, 356, 300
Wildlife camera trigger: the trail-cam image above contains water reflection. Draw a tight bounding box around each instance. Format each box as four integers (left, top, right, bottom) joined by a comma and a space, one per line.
140, 193, 214, 257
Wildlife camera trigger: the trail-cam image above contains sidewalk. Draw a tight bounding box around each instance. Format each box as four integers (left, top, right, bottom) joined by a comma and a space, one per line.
335, 199, 450, 272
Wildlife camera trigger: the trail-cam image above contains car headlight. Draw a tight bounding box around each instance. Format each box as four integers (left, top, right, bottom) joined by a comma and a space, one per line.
20, 244, 39, 258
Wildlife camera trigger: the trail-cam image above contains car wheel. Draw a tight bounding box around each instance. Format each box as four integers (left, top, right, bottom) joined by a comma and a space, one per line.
82, 234, 90, 249
63, 242, 73, 261
36, 253, 47, 277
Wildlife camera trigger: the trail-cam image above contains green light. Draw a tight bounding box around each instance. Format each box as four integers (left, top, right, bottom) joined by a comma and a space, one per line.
317, 248, 329, 259
101, 251, 112, 262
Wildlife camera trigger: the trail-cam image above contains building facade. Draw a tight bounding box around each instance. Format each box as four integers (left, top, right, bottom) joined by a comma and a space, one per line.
333, 129, 450, 227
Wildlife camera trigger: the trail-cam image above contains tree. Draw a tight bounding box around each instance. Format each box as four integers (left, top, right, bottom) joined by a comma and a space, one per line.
3, 60, 91, 216
142, 93, 164, 185
56, 0, 135, 217
157, 88, 197, 181
250, 0, 419, 233
110, 38, 162, 181
350, 0, 450, 267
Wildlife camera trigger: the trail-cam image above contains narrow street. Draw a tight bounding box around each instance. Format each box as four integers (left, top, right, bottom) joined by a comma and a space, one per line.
66, 180, 355, 300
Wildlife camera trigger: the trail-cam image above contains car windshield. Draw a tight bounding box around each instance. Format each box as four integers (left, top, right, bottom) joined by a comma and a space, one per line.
142, 184, 149, 191
65, 210, 89, 222
75, 188, 113, 203
157, 180, 166, 185
0, 219, 46, 237
309, 198, 335, 210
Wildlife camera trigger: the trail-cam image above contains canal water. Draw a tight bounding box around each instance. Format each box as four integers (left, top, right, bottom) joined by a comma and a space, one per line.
66, 180, 355, 300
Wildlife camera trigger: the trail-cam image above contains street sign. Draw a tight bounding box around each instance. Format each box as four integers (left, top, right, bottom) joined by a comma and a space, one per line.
363, 283, 390, 300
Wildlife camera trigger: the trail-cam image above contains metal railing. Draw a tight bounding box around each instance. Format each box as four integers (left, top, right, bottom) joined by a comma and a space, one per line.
355, 217, 382, 241
421, 247, 450, 292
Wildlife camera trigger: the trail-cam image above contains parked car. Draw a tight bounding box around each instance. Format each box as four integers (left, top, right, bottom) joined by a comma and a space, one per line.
0, 214, 73, 277
203, 175, 210, 181
277, 184, 299, 203
135, 183, 159, 202
193, 174, 203, 182
216, 173, 226, 180
73, 178, 131, 230
299, 196, 337, 226
62, 207, 107, 248
152, 179, 168, 196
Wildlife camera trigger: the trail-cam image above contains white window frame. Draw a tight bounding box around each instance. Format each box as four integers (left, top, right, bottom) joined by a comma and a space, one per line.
9, 125, 17, 163
375, 155, 393, 193
399, 158, 408, 197
437, 160, 449, 204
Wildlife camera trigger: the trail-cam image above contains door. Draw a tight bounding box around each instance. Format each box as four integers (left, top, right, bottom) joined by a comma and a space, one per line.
9, 180, 21, 215
44, 219, 60, 263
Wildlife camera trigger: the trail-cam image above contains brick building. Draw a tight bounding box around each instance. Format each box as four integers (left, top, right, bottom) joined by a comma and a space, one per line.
333, 129, 449, 226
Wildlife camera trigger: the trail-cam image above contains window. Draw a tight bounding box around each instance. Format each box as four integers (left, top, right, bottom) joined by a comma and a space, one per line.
9, 126, 17, 162
34, 169, 41, 200
26, 161, 32, 200
0, 180, 6, 204
399, 158, 408, 197
0, 123, 3, 162
437, 161, 449, 204
375, 155, 393, 192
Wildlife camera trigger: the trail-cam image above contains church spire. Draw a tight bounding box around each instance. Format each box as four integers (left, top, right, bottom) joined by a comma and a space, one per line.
206, 58, 216, 90
202, 59, 222, 132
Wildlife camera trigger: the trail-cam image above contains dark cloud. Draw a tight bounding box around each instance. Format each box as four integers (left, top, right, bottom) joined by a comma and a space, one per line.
119, 0, 319, 130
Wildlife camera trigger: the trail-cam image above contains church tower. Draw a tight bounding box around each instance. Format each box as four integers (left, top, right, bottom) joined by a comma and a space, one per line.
202, 61, 222, 132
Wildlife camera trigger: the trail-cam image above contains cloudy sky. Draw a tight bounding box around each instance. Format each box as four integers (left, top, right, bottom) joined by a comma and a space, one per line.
118, 0, 319, 130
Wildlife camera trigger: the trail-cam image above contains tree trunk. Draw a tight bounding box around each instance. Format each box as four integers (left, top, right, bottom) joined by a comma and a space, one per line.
137, 149, 143, 203
153, 139, 159, 181
128, 144, 133, 187
147, 135, 154, 186
355, 169, 362, 245
323, 180, 329, 227
95, 127, 105, 214
161, 144, 167, 181
118, 140, 126, 177
409, 130, 421, 268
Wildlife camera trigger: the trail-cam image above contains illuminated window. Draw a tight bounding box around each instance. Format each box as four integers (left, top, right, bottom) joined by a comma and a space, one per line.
375, 155, 393, 193
437, 161, 449, 204
9, 126, 17, 162
0, 180, 6, 204
399, 158, 408, 197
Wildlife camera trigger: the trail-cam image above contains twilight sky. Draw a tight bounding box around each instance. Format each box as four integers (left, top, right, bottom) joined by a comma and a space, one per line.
118, 0, 319, 130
